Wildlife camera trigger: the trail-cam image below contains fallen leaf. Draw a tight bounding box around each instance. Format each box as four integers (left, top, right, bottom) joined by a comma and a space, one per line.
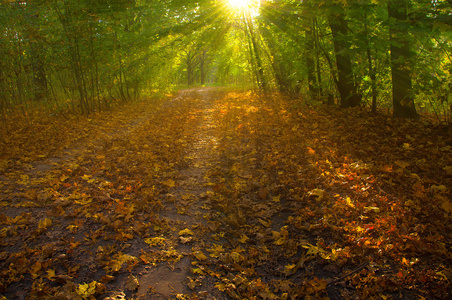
125, 275, 139, 291
162, 179, 176, 187
179, 228, 194, 236
442, 200, 452, 213
144, 237, 166, 247
193, 250, 208, 261
308, 189, 325, 201
238, 234, 249, 243
38, 218, 52, 233
77, 281, 99, 299
345, 196, 355, 208
179, 236, 193, 244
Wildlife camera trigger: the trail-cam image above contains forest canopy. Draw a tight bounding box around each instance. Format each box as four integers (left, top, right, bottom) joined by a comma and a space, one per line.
0, 0, 451, 119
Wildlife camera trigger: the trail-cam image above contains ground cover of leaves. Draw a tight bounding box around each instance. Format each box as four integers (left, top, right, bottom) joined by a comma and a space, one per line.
0, 88, 451, 299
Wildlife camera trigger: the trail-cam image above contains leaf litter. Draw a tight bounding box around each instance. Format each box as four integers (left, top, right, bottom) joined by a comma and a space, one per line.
0, 88, 451, 299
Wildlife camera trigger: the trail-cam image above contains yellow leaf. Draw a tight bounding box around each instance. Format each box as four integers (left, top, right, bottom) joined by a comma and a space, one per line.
284, 264, 297, 276
162, 179, 176, 188
307, 277, 327, 292
207, 244, 224, 258
192, 268, 205, 275
410, 173, 421, 181
258, 218, 271, 227
274, 226, 289, 245
442, 200, 452, 213
75, 198, 92, 205
30, 261, 41, 279
272, 195, 280, 203
402, 257, 410, 266
38, 218, 52, 232
231, 163, 240, 173
193, 250, 208, 261
179, 228, 194, 236
144, 237, 166, 247
230, 251, 244, 263
46, 269, 56, 280
81, 174, 92, 181
125, 275, 139, 291
105, 254, 137, 273
179, 236, 193, 244
302, 243, 325, 256
238, 234, 249, 243
77, 281, 98, 299
402, 143, 413, 150
364, 206, 380, 213
70, 241, 80, 249
345, 196, 355, 208
308, 189, 325, 201
66, 225, 78, 233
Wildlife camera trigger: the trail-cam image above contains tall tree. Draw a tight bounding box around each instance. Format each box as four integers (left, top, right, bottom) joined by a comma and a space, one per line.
388, 0, 418, 118
327, 2, 361, 108
26, 0, 48, 102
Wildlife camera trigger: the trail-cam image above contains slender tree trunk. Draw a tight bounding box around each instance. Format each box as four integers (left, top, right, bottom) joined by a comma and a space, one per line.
27, 2, 48, 102
305, 22, 317, 98
187, 50, 194, 86
388, 0, 418, 118
328, 5, 361, 108
72, 35, 89, 114
200, 50, 208, 85
303, 0, 317, 98
314, 18, 323, 100
364, 11, 378, 113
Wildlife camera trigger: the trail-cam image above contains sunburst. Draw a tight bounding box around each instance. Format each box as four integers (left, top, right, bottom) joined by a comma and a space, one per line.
227, 0, 260, 14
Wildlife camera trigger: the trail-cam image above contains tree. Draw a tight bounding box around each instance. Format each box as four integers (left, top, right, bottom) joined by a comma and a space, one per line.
388, 0, 418, 118
327, 1, 361, 108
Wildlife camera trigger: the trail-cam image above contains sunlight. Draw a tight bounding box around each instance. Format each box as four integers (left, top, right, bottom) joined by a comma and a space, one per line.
228, 0, 248, 10
227, 0, 260, 15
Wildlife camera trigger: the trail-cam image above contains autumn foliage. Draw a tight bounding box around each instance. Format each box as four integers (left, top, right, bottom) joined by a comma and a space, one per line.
0, 89, 451, 299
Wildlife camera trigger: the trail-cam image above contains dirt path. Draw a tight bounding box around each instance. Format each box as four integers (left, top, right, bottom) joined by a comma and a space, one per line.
136, 88, 227, 299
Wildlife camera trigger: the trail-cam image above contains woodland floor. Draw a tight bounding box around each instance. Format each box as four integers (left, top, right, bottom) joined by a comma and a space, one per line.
0, 88, 451, 300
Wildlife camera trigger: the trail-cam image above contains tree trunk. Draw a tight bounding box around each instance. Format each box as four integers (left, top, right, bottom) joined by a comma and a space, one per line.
388, 0, 418, 118
305, 22, 317, 98
303, 0, 317, 98
187, 52, 192, 86
200, 50, 208, 85
27, 2, 48, 102
364, 11, 378, 113
328, 5, 361, 108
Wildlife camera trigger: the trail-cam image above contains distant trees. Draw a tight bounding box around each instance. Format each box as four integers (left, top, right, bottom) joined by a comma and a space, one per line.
0, 0, 161, 115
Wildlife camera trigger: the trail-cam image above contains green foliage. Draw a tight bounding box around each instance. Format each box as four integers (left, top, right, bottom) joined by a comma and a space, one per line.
0, 0, 450, 120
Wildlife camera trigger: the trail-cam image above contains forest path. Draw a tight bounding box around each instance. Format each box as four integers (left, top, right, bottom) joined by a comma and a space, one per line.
136, 87, 227, 299
0, 88, 451, 300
